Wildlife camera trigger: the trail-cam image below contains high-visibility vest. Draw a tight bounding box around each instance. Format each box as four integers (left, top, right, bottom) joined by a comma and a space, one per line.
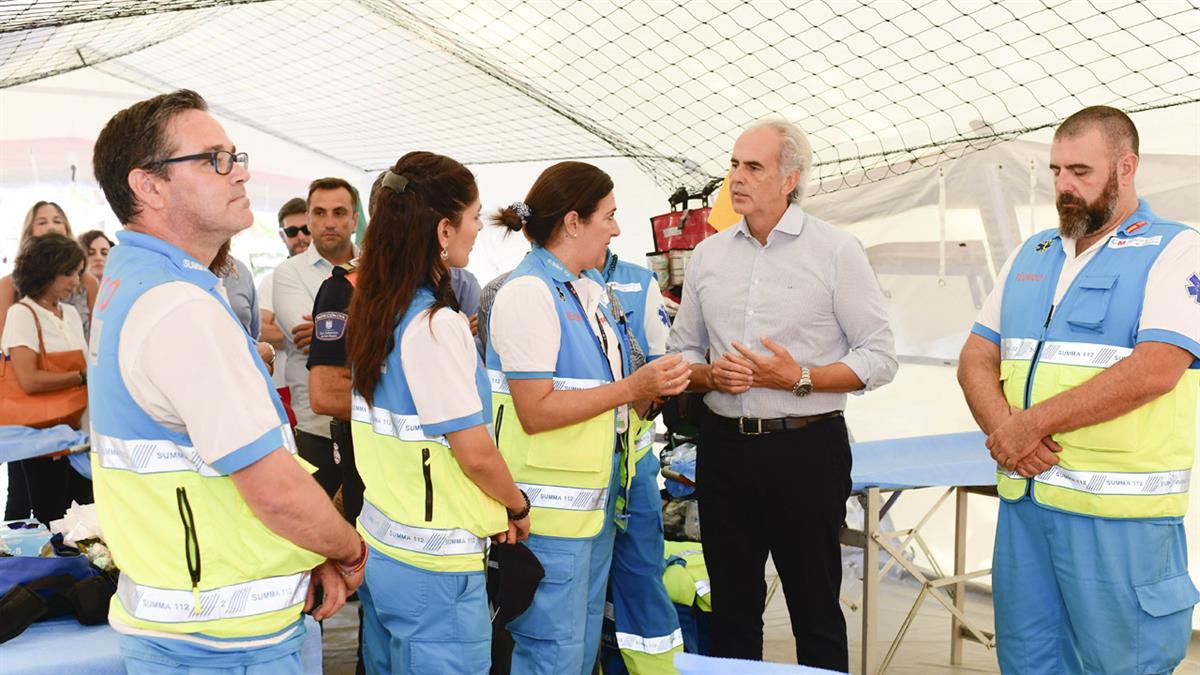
486, 246, 632, 538
351, 285, 506, 572
992, 201, 1198, 518
89, 231, 322, 639
662, 540, 710, 612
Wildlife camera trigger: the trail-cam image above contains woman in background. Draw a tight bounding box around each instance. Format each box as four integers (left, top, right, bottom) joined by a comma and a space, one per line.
2, 202, 97, 520
0, 201, 98, 340
79, 230, 115, 281
1, 233, 92, 523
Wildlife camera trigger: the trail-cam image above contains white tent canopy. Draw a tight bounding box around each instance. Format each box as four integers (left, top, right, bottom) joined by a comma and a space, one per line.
2, 0, 1199, 638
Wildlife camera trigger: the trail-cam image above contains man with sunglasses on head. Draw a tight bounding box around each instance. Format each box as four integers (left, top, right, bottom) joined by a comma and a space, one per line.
259, 197, 312, 427
87, 89, 364, 673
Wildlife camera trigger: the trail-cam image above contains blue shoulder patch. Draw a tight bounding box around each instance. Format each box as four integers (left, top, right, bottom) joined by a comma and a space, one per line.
315, 311, 348, 341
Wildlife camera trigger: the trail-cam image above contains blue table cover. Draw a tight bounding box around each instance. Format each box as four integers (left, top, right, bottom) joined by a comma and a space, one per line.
850, 431, 995, 492
1, 615, 324, 674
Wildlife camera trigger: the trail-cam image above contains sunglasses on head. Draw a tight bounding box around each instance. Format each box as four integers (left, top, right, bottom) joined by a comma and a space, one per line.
281, 225, 310, 237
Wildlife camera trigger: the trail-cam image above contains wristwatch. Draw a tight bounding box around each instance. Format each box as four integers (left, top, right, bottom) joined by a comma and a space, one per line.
790, 367, 812, 397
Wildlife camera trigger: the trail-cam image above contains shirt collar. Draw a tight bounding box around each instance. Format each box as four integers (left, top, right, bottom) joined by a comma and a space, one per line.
115, 230, 218, 290
733, 203, 806, 242
303, 242, 356, 268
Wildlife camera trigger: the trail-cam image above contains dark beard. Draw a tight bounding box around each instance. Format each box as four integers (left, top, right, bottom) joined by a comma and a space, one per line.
209, 239, 233, 275
1057, 169, 1118, 239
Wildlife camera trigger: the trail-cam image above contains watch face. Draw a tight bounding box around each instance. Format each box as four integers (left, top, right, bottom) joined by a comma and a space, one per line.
798, 383, 813, 396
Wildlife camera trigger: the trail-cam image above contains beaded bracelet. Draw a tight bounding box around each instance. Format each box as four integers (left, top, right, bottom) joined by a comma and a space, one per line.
337, 536, 368, 577
507, 489, 531, 521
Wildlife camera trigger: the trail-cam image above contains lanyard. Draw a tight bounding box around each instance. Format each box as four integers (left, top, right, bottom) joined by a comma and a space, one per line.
563, 280, 622, 381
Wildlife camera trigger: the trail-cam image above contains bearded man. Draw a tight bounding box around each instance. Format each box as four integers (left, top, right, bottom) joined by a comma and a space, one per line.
957, 106, 1200, 674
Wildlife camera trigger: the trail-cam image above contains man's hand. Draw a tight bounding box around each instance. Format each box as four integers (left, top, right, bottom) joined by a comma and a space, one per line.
493, 515, 530, 544
292, 313, 314, 353
305, 560, 349, 621
255, 341, 275, 375
469, 313, 479, 337
997, 407, 1062, 477
709, 355, 753, 393
987, 408, 1051, 473
729, 337, 802, 390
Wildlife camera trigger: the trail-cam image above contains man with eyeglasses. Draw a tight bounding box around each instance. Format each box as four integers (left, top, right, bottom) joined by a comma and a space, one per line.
272, 177, 361, 500
259, 197, 312, 427
87, 89, 364, 673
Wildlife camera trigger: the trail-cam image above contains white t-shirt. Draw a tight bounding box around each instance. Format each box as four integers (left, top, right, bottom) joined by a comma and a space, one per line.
2, 299, 86, 354
401, 307, 487, 434
257, 270, 288, 389
976, 228, 1200, 351
491, 273, 627, 430
100, 281, 287, 473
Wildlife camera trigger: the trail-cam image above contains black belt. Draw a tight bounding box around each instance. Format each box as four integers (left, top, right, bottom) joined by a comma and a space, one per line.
714, 410, 843, 436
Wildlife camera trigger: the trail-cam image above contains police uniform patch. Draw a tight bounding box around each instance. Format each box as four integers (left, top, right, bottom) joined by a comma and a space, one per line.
315, 311, 348, 341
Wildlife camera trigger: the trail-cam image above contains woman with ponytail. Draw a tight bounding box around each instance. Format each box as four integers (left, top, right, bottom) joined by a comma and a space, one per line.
345, 151, 529, 674
485, 161, 690, 674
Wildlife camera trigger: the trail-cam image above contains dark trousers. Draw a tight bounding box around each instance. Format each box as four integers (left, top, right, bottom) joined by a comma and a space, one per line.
5, 460, 32, 520
10, 456, 93, 525
295, 428, 341, 499
696, 411, 852, 672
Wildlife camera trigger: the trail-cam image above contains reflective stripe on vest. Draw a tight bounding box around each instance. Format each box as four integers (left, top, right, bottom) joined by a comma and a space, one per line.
1035, 466, 1190, 496
351, 393, 448, 447
695, 579, 711, 596
518, 482, 608, 512
616, 628, 685, 655
95, 426, 295, 477
487, 369, 605, 394
116, 571, 308, 623
359, 500, 485, 556
94, 433, 220, 477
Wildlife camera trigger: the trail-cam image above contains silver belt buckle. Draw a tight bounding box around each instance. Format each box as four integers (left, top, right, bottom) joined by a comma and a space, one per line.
737, 417, 763, 435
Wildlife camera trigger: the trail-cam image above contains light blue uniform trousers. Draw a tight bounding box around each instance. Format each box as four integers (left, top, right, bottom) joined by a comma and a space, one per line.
994, 497, 1198, 675
507, 452, 621, 675
120, 621, 306, 674
601, 449, 682, 674
359, 550, 491, 674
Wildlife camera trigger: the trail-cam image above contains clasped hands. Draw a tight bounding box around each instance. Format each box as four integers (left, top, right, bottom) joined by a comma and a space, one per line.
986, 407, 1062, 478
709, 336, 801, 393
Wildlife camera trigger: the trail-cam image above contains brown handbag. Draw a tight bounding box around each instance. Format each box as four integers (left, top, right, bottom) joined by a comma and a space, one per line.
0, 302, 87, 429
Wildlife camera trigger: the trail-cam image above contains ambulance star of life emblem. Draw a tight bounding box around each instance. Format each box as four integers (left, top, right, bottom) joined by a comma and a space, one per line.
1187, 274, 1200, 305
1035, 240, 1054, 252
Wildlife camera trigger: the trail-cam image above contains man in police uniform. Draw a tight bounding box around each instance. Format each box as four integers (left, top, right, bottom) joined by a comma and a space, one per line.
958, 106, 1200, 674
88, 89, 365, 672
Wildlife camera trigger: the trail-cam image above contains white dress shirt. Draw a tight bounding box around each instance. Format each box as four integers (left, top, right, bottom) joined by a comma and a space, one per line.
667, 203, 898, 418
272, 244, 351, 437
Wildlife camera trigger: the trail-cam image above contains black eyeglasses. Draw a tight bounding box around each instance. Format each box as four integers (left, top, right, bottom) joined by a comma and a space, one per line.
281, 224, 310, 237
155, 150, 249, 175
